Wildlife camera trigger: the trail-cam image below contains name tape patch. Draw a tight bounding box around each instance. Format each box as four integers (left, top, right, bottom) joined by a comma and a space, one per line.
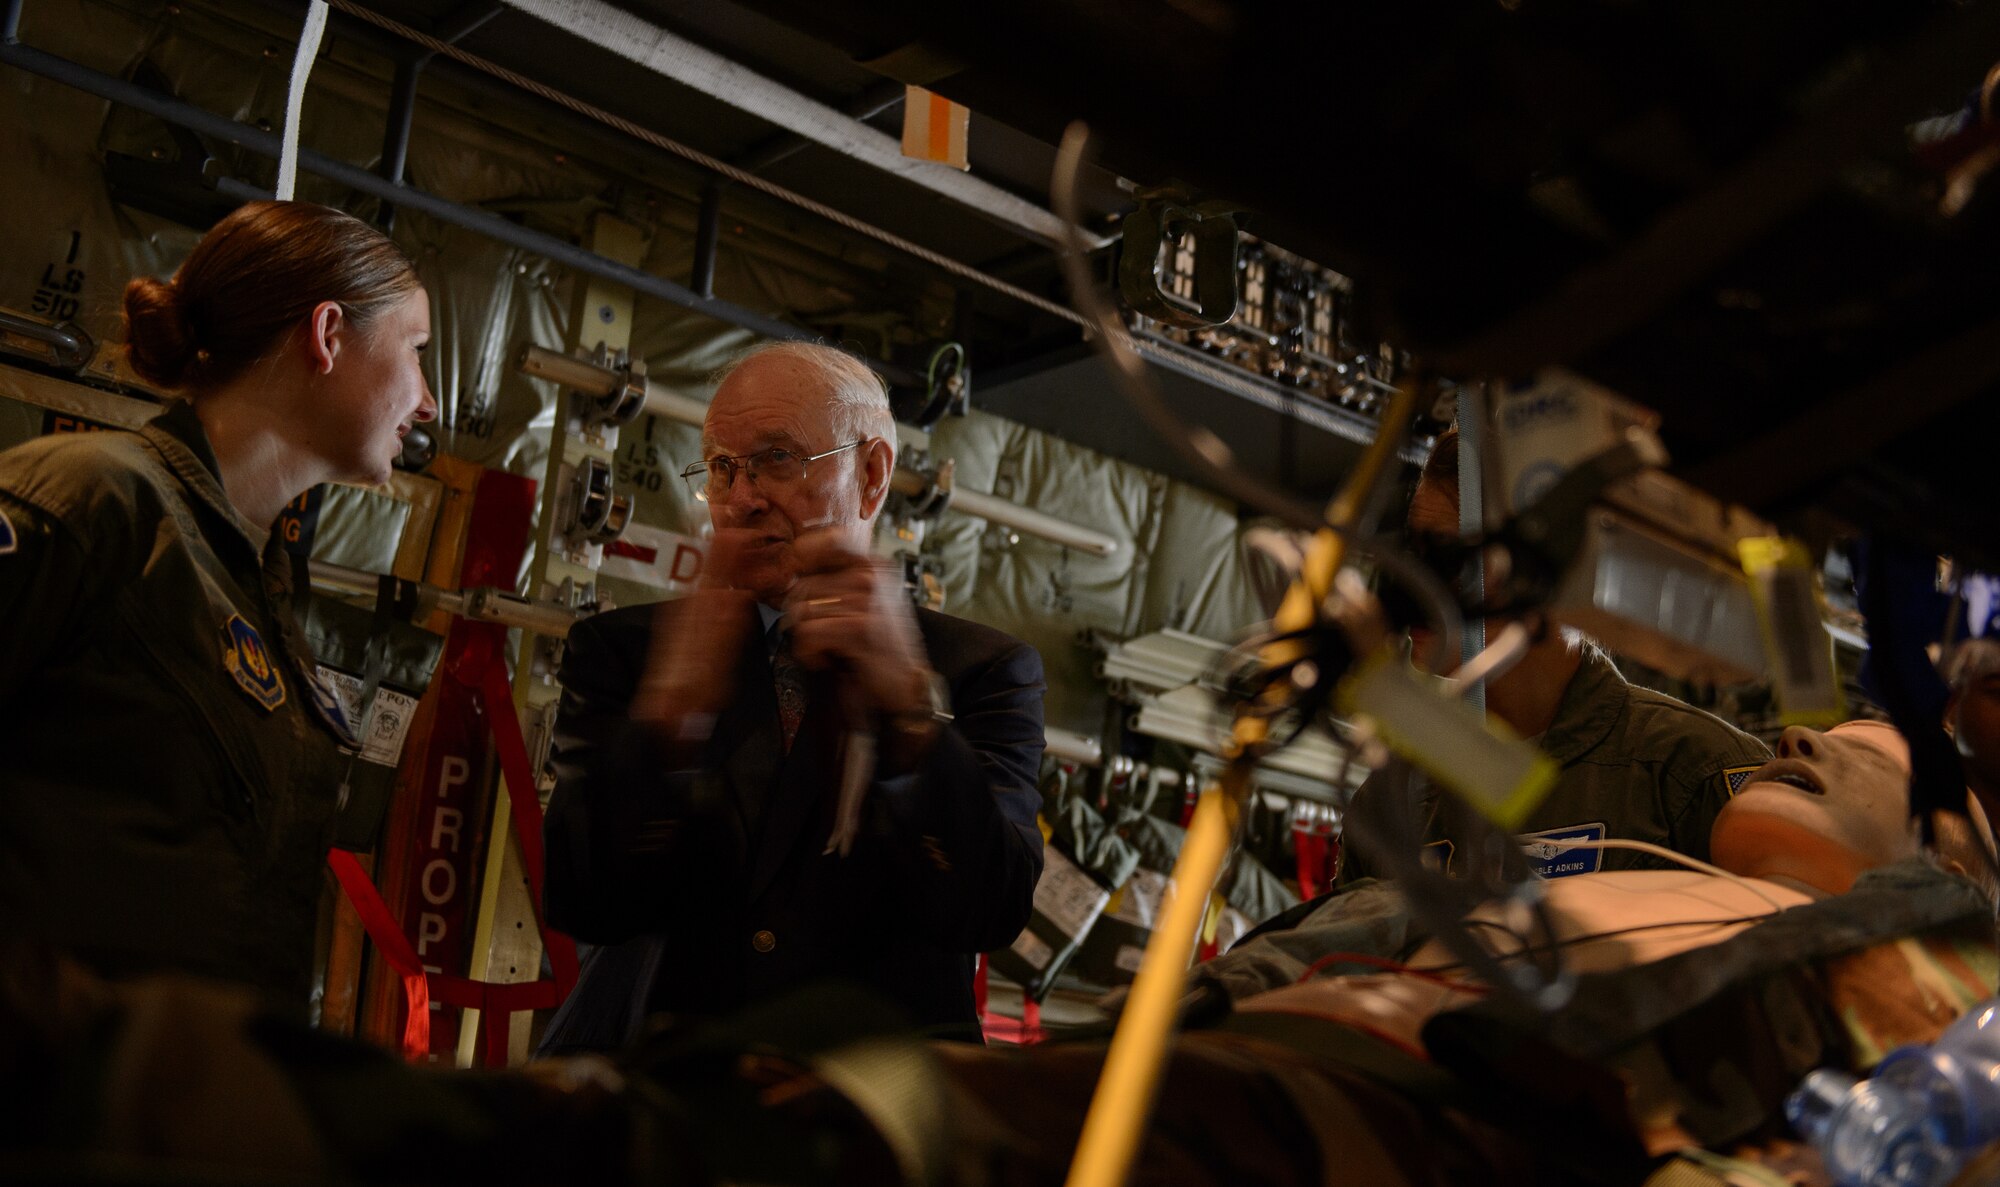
1521, 822, 1607, 878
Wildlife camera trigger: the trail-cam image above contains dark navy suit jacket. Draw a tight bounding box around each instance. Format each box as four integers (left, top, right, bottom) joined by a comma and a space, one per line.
538, 597, 1045, 1053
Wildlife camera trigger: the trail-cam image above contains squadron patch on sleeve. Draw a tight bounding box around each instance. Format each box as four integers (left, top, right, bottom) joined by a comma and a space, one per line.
1722, 764, 1765, 796
220, 614, 287, 711
0, 506, 15, 555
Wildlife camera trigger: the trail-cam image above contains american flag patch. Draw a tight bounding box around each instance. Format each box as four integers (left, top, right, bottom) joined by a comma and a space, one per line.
1723, 764, 1764, 795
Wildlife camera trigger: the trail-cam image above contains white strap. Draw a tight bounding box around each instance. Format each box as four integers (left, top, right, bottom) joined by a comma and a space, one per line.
274, 0, 331, 201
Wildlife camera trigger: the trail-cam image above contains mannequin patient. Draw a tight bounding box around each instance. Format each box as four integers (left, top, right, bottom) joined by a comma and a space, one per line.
938, 720, 1996, 1186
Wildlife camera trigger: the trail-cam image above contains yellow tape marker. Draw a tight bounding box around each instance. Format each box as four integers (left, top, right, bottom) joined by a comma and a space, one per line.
1738, 536, 1843, 728
1339, 651, 1559, 831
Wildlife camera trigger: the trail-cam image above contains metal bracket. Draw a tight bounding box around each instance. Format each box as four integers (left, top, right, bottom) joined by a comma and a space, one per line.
572, 344, 648, 429
903, 456, 956, 519
1118, 192, 1242, 328
585, 356, 649, 427
566, 455, 632, 545
910, 341, 969, 427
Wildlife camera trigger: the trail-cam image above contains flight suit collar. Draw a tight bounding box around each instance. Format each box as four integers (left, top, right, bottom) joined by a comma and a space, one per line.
140, 400, 271, 564
139, 400, 309, 657
1537, 645, 1629, 766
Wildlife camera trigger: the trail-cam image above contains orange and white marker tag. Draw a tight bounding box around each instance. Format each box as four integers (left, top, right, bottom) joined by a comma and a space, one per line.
901, 85, 970, 170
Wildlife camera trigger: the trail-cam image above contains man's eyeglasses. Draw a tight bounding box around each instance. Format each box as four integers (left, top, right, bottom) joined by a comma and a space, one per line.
679, 440, 865, 503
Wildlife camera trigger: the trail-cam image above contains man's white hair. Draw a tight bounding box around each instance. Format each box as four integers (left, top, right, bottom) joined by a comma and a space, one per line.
721, 340, 896, 467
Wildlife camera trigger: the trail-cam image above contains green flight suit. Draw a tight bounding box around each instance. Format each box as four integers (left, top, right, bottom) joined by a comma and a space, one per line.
1338, 645, 1771, 885
0, 401, 349, 1005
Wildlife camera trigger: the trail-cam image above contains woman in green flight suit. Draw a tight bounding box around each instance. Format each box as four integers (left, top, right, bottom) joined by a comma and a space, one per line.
0, 201, 437, 1006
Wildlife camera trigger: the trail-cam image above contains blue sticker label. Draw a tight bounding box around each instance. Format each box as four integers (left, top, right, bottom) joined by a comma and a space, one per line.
0, 506, 14, 555
1723, 765, 1763, 796
221, 614, 286, 711
1521, 822, 1606, 878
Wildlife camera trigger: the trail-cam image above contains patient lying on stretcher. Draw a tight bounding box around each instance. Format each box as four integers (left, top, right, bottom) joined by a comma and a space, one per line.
1226, 719, 1939, 1055
938, 720, 2000, 1185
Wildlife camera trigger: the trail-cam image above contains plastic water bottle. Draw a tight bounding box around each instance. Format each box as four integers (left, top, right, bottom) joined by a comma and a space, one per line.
1786, 1068, 1962, 1187
1787, 994, 2000, 1186
1870, 1000, 2000, 1149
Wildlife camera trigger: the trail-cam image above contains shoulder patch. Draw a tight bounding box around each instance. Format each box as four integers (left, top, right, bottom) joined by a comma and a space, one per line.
220, 614, 287, 711
0, 505, 14, 555
1722, 764, 1764, 796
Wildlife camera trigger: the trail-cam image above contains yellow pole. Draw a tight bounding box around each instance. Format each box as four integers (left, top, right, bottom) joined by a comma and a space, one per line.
1063, 784, 1239, 1186
1062, 379, 1420, 1187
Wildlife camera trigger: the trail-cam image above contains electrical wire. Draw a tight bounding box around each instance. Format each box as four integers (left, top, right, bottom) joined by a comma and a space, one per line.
319, 0, 1091, 329
1529, 837, 1798, 914
1339, 756, 1577, 1014
1295, 949, 1492, 994
1422, 913, 1790, 974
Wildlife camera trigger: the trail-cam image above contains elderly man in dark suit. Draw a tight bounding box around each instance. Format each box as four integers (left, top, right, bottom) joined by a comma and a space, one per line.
539, 341, 1045, 1052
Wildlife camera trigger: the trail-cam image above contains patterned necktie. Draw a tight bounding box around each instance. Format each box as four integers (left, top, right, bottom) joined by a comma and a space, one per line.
771, 624, 808, 753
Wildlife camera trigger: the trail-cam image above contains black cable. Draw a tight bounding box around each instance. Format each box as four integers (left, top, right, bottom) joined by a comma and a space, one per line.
1417, 913, 1785, 974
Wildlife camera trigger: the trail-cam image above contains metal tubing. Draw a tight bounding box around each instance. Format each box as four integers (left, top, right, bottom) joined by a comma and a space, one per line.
381, 57, 421, 184
0, 309, 91, 368
2, 0, 21, 46
1043, 726, 1103, 768
0, 38, 935, 382
376, 56, 421, 229
938, 484, 1120, 559
378, 3, 503, 227
690, 181, 721, 298
307, 560, 581, 637
516, 343, 1121, 557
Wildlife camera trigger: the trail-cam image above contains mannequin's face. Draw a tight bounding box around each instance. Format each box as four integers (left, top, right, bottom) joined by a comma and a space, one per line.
1709, 721, 1919, 895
